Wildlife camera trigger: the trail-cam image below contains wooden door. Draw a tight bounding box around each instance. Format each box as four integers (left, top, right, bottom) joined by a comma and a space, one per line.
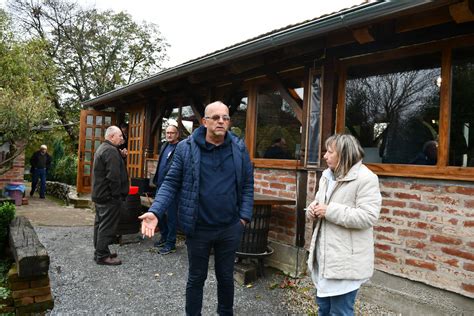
76, 110, 115, 193
127, 108, 145, 178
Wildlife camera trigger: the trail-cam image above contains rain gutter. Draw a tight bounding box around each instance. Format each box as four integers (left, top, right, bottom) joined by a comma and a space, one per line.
83, 0, 432, 107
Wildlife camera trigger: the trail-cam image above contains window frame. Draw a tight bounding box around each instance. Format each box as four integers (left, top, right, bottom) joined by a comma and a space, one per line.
336, 34, 474, 181
248, 69, 308, 170
304, 68, 323, 168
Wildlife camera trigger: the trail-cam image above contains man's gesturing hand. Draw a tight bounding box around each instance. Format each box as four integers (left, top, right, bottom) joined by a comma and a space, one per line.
139, 212, 158, 238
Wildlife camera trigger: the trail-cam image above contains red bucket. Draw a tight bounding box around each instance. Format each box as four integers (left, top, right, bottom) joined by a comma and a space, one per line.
129, 186, 139, 195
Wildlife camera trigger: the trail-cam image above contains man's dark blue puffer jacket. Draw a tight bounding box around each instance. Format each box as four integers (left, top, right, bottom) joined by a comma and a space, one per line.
148, 126, 254, 236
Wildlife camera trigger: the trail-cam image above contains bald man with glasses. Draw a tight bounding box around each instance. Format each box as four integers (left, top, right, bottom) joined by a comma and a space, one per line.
140, 101, 254, 315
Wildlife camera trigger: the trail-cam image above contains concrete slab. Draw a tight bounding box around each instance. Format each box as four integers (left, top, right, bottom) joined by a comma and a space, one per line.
15, 196, 94, 227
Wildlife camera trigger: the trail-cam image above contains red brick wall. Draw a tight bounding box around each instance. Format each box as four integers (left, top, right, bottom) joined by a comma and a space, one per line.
0, 152, 25, 190
254, 168, 297, 245
374, 177, 474, 298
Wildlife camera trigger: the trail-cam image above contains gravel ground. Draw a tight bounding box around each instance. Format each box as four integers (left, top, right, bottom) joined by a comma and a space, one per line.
35, 226, 296, 315
35, 225, 398, 315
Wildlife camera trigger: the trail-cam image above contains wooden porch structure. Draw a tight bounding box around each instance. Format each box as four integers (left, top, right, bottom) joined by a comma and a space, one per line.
79, 0, 474, 299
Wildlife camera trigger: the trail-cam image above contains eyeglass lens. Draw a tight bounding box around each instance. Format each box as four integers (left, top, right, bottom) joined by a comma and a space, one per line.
208, 115, 230, 121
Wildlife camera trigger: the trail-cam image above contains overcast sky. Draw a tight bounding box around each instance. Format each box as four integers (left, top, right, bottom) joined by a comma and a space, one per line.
1, 0, 364, 68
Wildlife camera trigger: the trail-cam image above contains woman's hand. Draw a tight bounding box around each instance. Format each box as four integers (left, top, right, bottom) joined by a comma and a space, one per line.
314, 204, 327, 218
306, 200, 318, 219
306, 201, 327, 219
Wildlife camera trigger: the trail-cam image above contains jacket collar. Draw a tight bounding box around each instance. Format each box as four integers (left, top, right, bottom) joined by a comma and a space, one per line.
337, 160, 363, 182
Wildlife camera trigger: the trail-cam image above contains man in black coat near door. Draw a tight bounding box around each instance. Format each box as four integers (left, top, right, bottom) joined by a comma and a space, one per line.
91, 125, 129, 265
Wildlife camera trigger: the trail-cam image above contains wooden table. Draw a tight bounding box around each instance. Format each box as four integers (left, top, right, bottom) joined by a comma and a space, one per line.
253, 193, 296, 206
141, 193, 296, 208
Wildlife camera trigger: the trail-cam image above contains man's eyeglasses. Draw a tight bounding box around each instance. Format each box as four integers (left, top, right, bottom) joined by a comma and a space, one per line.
205, 115, 231, 122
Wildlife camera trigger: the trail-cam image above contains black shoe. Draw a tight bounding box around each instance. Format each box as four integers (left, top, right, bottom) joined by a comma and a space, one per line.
96, 256, 122, 266
154, 238, 167, 248
94, 253, 117, 262
159, 245, 176, 255
29, 192, 34, 197
40, 196, 45, 199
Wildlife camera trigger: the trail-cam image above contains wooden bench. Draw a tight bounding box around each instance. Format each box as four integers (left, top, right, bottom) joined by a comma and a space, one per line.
9, 216, 49, 278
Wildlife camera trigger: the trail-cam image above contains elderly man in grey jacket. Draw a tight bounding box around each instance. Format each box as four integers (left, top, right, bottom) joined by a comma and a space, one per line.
92, 125, 129, 266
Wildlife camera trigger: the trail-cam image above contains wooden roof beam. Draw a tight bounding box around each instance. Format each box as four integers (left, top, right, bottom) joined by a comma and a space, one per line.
449, 0, 474, 23
396, 6, 453, 33
265, 70, 303, 123
352, 27, 375, 44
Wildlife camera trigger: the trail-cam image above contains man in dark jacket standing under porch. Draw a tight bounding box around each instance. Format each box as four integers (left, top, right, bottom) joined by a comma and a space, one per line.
140, 101, 254, 315
92, 125, 129, 266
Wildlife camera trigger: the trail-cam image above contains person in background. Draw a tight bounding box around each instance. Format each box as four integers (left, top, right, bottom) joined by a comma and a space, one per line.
118, 122, 128, 159
151, 124, 180, 255
306, 134, 381, 316
410, 140, 438, 165
92, 126, 129, 266
139, 101, 254, 315
263, 137, 291, 159
30, 144, 52, 199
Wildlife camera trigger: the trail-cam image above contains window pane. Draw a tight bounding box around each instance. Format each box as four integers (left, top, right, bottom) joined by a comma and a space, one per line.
230, 95, 248, 139
95, 128, 102, 138
86, 115, 93, 125
180, 106, 200, 134
345, 54, 441, 165
84, 152, 91, 162
86, 127, 92, 137
450, 48, 474, 167
85, 140, 92, 150
95, 116, 103, 125
105, 116, 112, 125
256, 89, 302, 159
84, 164, 90, 175
307, 76, 321, 165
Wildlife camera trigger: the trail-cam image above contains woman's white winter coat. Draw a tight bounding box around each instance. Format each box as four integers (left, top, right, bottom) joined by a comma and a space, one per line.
307, 161, 382, 280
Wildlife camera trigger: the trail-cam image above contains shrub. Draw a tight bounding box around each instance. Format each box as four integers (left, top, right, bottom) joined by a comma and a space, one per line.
0, 258, 13, 312
48, 139, 77, 185
0, 202, 15, 251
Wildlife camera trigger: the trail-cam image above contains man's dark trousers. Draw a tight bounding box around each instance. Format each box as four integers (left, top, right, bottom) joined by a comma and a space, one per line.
158, 199, 178, 248
93, 200, 122, 260
31, 168, 47, 198
185, 221, 244, 316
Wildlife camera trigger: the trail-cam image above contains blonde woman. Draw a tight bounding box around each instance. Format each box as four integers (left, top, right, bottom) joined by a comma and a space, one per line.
306, 134, 382, 316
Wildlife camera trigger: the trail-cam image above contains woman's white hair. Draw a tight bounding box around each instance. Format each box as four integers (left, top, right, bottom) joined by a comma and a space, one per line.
325, 134, 365, 178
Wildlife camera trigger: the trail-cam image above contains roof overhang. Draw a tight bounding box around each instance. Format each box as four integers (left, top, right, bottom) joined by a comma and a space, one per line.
82, 0, 435, 108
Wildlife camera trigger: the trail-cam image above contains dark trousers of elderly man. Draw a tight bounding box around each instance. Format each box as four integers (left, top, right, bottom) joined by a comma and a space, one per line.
93, 200, 123, 260
31, 168, 47, 198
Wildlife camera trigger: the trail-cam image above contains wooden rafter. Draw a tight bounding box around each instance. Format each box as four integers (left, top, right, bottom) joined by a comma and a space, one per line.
225, 80, 244, 116
190, 104, 203, 123
449, 0, 474, 23
352, 27, 375, 44
265, 70, 303, 123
